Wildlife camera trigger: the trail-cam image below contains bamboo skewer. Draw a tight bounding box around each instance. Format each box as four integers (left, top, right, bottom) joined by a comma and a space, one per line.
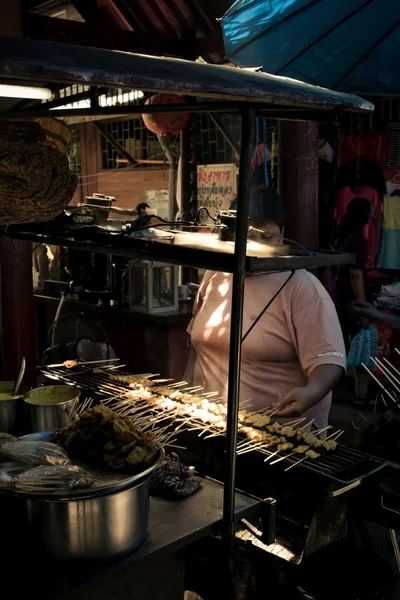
362, 363, 398, 404
47, 358, 121, 368
285, 456, 308, 471
371, 358, 400, 393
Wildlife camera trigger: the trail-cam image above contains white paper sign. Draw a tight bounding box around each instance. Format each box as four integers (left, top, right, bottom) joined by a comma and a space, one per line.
197, 164, 237, 216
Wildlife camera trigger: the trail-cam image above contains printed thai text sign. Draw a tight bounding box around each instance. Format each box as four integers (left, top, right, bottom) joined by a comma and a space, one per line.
146, 189, 169, 220
197, 164, 237, 216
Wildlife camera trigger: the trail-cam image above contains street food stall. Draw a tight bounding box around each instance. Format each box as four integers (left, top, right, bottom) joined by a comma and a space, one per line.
0, 34, 394, 600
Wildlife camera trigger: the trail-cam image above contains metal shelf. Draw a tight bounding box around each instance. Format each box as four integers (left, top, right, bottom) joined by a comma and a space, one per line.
2, 229, 354, 274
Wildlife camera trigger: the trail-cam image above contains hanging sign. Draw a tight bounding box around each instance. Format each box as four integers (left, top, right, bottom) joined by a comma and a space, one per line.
146, 189, 169, 220
197, 164, 237, 218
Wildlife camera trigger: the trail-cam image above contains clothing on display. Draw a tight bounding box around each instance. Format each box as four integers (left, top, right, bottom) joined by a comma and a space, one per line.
385, 123, 400, 170
378, 194, 400, 270
338, 131, 389, 168
385, 168, 400, 195
336, 157, 387, 198
334, 185, 382, 267
318, 139, 335, 163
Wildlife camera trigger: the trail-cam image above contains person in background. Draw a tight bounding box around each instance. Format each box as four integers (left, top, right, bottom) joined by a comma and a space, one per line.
330, 197, 372, 406
351, 301, 400, 332
186, 186, 346, 428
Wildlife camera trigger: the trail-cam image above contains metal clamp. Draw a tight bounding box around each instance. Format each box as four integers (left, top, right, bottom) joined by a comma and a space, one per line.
240, 497, 276, 546
381, 494, 400, 517
329, 479, 362, 497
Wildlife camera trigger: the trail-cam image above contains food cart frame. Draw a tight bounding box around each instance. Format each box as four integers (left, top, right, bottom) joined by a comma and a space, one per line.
0, 34, 374, 580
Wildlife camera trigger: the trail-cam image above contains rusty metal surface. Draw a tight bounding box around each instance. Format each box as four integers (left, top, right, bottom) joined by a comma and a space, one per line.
0, 36, 373, 112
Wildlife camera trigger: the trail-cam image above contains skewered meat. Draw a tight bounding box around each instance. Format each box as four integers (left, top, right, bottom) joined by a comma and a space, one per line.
64, 360, 79, 369
277, 442, 293, 452
252, 415, 271, 428
280, 425, 296, 438
305, 450, 320, 460
323, 439, 337, 451
52, 404, 161, 474
294, 445, 309, 454
266, 422, 282, 433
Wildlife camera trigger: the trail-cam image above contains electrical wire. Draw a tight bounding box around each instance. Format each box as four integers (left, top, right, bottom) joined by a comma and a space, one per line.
242, 271, 295, 343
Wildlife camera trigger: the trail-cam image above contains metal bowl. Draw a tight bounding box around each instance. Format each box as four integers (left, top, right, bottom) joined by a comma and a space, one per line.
15, 431, 164, 560
24, 385, 79, 432
0, 381, 26, 433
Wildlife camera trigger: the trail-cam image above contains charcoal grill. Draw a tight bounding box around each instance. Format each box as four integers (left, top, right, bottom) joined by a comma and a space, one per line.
38, 365, 387, 486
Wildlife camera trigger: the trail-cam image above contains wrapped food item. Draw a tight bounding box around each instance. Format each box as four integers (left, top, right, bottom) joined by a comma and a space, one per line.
16, 465, 95, 493
0, 462, 25, 487
0, 441, 70, 467
0, 433, 19, 447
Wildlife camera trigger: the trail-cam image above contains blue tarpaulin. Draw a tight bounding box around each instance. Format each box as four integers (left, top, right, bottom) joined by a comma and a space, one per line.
222, 0, 400, 96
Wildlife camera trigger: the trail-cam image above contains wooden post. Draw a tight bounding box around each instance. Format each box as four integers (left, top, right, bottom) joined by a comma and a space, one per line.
0, 0, 37, 383
278, 121, 319, 249
179, 116, 198, 284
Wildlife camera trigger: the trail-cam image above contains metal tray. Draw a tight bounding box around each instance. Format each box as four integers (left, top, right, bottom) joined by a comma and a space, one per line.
5, 431, 164, 501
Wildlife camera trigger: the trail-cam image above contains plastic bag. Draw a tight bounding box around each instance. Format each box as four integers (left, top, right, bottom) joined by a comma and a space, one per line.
0, 441, 71, 467
347, 325, 378, 369
15, 465, 95, 493
0, 462, 26, 488
0, 433, 19, 447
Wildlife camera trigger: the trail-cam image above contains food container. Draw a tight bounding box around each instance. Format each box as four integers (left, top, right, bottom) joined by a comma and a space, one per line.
26, 476, 150, 560
24, 386, 79, 432
17, 432, 164, 560
0, 381, 26, 433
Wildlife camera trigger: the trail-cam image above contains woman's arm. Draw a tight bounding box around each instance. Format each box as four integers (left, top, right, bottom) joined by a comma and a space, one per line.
350, 268, 366, 301
276, 364, 343, 417
351, 301, 400, 332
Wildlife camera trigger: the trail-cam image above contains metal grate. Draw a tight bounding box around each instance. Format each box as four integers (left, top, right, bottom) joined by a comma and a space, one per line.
39, 365, 386, 485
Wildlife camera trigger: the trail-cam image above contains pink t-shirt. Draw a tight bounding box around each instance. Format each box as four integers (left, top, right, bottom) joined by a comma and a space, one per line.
188, 270, 346, 429
334, 185, 382, 267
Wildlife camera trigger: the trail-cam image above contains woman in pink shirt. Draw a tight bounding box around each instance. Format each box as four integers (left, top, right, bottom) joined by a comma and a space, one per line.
187, 187, 346, 429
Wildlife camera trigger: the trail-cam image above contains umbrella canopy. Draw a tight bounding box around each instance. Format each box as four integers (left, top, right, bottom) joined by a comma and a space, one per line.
222, 0, 400, 96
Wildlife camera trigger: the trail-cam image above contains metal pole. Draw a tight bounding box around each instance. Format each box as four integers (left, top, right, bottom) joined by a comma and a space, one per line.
222, 109, 255, 577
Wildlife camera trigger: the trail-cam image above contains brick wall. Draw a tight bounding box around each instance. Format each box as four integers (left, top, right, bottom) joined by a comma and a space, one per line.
97, 168, 169, 208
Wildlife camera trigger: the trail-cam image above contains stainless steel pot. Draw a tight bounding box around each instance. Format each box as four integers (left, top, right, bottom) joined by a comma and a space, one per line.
24, 385, 79, 432
26, 478, 150, 560
0, 381, 25, 433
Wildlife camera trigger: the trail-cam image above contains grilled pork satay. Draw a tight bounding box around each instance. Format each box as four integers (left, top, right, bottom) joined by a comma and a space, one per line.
266, 422, 282, 434
252, 415, 271, 428
323, 439, 337, 451
279, 425, 296, 438
294, 445, 310, 454
263, 435, 285, 449
277, 442, 293, 452
305, 449, 320, 459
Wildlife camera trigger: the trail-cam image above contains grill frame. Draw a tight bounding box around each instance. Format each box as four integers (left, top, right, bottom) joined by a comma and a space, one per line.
38, 365, 386, 485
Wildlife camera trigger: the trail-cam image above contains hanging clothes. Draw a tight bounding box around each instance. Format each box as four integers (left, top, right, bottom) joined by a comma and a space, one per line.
385, 123, 400, 170
318, 139, 335, 163
384, 167, 400, 196
337, 157, 386, 198
334, 185, 382, 267
338, 131, 389, 168
378, 194, 400, 270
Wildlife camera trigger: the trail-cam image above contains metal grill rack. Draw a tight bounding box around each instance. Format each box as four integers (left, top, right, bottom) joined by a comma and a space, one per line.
39, 365, 386, 485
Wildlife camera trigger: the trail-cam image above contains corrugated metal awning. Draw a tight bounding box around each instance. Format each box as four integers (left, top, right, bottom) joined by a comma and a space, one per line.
0, 36, 374, 113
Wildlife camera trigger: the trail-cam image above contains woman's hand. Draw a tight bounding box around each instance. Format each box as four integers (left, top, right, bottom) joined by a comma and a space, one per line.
275, 387, 316, 418
350, 300, 382, 322
274, 364, 343, 418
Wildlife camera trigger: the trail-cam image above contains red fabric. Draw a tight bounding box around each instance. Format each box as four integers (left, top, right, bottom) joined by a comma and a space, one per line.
334, 186, 382, 268
338, 132, 389, 168
376, 321, 393, 368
